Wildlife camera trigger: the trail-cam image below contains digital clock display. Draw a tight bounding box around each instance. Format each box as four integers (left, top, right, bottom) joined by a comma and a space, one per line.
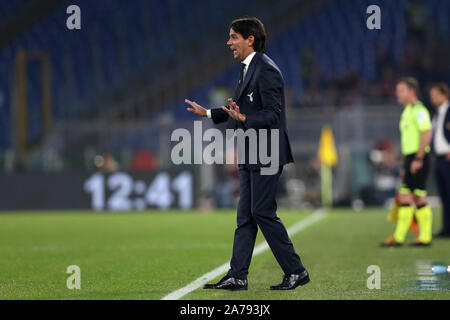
0, 170, 195, 211
84, 171, 194, 211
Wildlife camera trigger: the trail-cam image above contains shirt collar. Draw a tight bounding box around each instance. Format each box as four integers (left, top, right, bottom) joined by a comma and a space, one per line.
438, 101, 449, 114
242, 51, 256, 67
407, 100, 419, 107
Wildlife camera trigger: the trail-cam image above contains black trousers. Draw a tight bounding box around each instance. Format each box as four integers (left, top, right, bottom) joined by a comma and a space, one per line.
228, 165, 305, 280
435, 156, 450, 234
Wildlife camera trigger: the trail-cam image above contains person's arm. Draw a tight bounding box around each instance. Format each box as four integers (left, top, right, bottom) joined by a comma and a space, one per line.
400, 155, 405, 179
210, 108, 230, 124
415, 129, 432, 160
185, 99, 229, 124
185, 99, 207, 117
410, 107, 432, 174
410, 129, 431, 174
221, 98, 244, 123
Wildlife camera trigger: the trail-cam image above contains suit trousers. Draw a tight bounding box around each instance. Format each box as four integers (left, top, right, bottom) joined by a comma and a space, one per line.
435, 156, 450, 233
228, 165, 305, 279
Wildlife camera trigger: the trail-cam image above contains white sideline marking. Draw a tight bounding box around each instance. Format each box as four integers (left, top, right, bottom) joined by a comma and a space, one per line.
161, 209, 327, 300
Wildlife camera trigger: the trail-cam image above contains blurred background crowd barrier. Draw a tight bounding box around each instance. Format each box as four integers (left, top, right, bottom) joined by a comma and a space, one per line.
0, 0, 448, 210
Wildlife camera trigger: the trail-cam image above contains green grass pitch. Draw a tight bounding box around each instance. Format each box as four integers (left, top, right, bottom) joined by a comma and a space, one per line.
0, 208, 449, 300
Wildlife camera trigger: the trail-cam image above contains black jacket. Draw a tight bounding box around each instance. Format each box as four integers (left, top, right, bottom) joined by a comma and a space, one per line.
432, 104, 450, 154
210, 52, 294, 170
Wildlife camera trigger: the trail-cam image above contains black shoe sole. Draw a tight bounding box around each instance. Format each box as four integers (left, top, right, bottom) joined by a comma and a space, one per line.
203, 284, 248, 290
203, 285, 215, 289
228, 286, 248, 291
270, 276, 310, 290
379, 243, 403, 247
203, 286, 248, 291
293, 276, 311, 289
408, 242, 432, 247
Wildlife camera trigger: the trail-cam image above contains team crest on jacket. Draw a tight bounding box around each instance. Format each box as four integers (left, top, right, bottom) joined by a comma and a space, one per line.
247, 92, 254, 102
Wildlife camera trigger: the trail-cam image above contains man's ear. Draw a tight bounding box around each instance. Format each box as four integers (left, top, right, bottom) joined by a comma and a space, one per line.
247, 35, 255, 48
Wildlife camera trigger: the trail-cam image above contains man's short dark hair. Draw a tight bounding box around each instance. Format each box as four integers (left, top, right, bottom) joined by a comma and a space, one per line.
397, 77, 419, 95
430, 82, 449, 98
230, 17, 266, 53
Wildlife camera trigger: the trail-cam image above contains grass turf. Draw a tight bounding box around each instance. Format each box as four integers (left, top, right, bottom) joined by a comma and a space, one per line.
0, 208, 449, 300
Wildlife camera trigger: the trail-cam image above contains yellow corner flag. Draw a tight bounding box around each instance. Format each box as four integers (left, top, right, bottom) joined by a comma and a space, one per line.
318, 125, 338, 167
318, 125, 338, 207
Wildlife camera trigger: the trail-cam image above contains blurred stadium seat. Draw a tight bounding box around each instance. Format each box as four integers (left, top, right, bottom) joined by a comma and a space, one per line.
0, 0, 448, 206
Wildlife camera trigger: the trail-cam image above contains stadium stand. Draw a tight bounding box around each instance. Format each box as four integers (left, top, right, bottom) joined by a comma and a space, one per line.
0, 0, 303, 149
0, 0, 448, 157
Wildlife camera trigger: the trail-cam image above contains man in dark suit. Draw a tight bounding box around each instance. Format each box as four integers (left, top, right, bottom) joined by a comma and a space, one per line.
185, 17, 309, 290
430, 83, 450, 238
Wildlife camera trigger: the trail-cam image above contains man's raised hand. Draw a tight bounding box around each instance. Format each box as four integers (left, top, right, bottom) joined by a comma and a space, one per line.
185, 99, 207, 117
222, 98, 246, 123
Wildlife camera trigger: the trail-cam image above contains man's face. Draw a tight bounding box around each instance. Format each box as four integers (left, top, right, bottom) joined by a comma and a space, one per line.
429, 88, 446, 107
396, 82, 413, 106
226, 28, 253, 61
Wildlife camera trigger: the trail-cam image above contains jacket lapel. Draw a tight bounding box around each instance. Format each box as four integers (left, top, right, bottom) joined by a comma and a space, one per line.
237, 52, 259, 100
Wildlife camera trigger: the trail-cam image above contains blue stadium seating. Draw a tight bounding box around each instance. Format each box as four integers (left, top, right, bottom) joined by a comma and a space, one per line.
166, 0, 449, 120
0, 0, 276, 148
0, 0, 449, 150
0, 0, 31, 22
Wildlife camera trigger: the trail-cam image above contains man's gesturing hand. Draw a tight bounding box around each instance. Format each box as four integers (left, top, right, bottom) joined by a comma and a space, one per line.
222, 98, 246, 123
410, 159, 423, 175
185, 99, 207, 117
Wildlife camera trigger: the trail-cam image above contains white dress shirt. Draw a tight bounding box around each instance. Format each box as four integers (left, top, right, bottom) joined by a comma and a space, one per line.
241, 51, 256, 80
206, 51, 257, 118
433, 100, 450, 155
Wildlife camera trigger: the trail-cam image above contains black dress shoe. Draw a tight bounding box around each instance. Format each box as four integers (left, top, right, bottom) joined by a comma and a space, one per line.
379, 235, 403, 247
409, 241, 432, 247
203, 275, 230, 289
270, 270, 310, 290
379, 240, 403, 248
203, 275, 248, 291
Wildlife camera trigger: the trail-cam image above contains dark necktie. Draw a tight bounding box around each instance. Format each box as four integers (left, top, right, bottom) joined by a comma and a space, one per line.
234, 63, 246, 99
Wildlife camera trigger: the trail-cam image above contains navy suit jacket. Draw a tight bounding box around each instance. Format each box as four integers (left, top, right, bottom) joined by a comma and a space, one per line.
432, 104, 450, 154
210, 52, 294, 169
441, 105, 450, 143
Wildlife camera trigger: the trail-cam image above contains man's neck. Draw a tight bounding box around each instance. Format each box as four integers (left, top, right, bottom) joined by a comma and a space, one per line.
437, 100, 449, 110
404, 98, 418, 107
241, 50, 256, 63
